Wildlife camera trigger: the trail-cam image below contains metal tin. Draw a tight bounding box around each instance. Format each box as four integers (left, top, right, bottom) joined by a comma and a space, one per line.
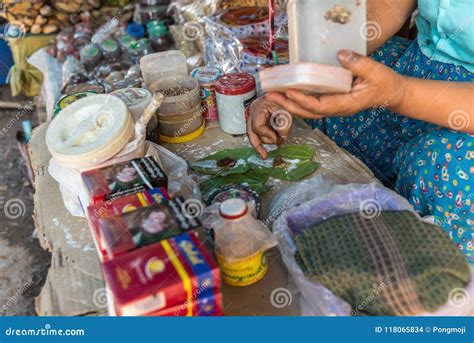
191, 67, 223, 121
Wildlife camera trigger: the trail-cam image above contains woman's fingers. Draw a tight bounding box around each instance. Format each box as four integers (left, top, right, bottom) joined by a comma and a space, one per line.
247, 120, 268, 159
285, 89, 363, 116
266, 92, 324, 119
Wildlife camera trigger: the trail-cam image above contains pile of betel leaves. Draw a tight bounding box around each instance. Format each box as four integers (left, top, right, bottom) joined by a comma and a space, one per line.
190, 145, 320, 198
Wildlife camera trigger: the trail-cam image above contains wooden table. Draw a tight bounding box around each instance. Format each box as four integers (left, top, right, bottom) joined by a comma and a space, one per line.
30, 119, 375, 316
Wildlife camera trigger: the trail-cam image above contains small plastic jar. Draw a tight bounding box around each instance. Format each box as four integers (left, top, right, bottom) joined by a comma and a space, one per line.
191, 67, 223, 122
148, 75, 201, 115
215, 73, 256, 135
80, 44, 102, 70
99, 38, 120, 61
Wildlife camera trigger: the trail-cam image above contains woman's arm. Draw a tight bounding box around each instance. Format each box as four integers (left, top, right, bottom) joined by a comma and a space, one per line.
366, 0, 417, 54
394, 78, 474, 134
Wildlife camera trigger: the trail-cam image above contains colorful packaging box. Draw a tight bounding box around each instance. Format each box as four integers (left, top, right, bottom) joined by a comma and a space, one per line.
86, 188, 170, 260
82, 157, 168, 205
103, 233, 221, 316
148, 293, 223, 317
100, 197, 201, 259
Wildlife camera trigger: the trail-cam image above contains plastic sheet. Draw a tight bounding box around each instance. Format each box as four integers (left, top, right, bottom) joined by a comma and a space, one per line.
28, 48, 63, 121
272, 176, 473, 316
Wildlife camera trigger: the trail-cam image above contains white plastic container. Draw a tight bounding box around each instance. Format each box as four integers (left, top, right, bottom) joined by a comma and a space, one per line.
260, 63, 353, 95
288, 0, 367, 66
215, 73, 256, 135
46, 94, 134, 169
140, 50, 188, 86
260, 0, 366, 95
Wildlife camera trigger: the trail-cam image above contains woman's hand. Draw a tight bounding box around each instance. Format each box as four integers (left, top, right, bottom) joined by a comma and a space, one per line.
247, 95, 295, 159
266, 50, 407, 119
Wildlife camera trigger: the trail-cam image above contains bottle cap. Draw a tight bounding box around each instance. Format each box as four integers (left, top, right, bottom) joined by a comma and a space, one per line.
219, 199, 248, 220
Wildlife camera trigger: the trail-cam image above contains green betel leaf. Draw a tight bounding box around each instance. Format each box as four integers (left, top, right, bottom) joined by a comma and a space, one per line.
267, 145, 315, 160
248, 145, 319, 181
190, 147, 256, 176
199, 170, 271, 198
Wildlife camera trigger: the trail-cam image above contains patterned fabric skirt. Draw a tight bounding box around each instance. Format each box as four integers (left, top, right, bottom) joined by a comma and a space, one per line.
309, 37, 474, 263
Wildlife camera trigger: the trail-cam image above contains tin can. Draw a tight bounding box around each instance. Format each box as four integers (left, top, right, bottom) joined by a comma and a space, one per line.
215, 73, 256, 135
191, 67, 223, 121
53, 91, 97, 117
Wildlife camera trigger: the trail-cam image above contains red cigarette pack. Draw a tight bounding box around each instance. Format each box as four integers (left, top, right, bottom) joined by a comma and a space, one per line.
99, 197, 201, 259
82, 157, 168, 205
86, 188, 170, 260
103, 233, 221, 316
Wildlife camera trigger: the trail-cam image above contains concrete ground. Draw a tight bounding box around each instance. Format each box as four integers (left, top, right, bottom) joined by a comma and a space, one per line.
0, 86, 51, 316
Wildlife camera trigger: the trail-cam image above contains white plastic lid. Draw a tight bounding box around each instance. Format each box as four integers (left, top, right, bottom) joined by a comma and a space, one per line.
46, 94, 134, 169
111, 88, 152, 121
140, 50, 188, 86
259, 62, 353, 95
219, 199, 248, 220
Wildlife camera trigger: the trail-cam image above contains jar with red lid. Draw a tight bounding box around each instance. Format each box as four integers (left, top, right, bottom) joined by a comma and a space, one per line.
215, 73, 256, 135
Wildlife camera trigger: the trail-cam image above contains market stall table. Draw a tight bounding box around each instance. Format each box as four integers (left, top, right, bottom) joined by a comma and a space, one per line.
30, 119, 376, 316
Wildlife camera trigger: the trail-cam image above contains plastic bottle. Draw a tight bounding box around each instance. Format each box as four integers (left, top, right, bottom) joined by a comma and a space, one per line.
147, 21, 172, 52
212, 199, 277, 286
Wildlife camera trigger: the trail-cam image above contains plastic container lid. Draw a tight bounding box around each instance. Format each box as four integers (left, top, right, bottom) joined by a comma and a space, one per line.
118, 34, 136, 49
46, 94, 134, 169
215, 73, 256, 96
219, 199, 248, 220
191, 67, 223, 84
53, 91, 98, 116
140, 50, 188, 86
259, 63, 353, 95
110, 88, 152, 121
100, 38, 119, 53
148, 75, 201, 115
127, 23, 146, 39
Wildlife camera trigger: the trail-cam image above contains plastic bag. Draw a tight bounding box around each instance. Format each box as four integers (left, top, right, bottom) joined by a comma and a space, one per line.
28, 48, 63, 121
272, 176, 472, 316
147, 142, 201, 200
203, 10, 288, 74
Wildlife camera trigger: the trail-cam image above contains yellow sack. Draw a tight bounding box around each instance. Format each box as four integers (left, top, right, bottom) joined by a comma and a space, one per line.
7, 34, 55, 97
